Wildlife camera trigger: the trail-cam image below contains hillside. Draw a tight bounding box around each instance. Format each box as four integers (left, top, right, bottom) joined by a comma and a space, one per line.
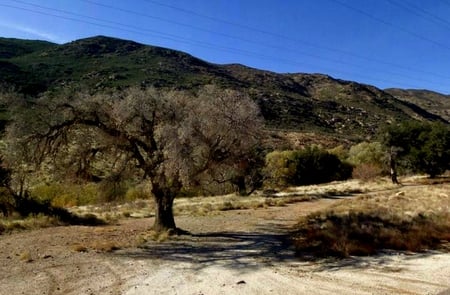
385, 88, 450, 122
0, 36, 448, 139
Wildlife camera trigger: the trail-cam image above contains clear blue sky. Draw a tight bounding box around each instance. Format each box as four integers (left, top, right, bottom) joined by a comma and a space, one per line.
1, 0, 450, 94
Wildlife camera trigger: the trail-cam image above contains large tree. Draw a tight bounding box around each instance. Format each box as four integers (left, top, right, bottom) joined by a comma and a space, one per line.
5, 86, 262, 232
381, 121, 450, 179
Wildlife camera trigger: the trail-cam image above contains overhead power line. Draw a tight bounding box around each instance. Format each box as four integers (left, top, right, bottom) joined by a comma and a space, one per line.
386, 0, 450, 30
72, 0, 446, 86
138, 0, 450, 81
329, 0, 450, 51
1, 1, 449, 91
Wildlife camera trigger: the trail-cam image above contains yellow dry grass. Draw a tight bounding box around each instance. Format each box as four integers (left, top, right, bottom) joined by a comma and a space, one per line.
292, 176, 450, 257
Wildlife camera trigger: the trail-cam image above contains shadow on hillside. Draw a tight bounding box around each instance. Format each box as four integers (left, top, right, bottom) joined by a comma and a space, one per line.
116, 224, 295, 271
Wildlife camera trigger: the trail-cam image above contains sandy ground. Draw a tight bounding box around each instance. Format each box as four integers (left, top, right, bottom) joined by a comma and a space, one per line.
0, 197, 449, 295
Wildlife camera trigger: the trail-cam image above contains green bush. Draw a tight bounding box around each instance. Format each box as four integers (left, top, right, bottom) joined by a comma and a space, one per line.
125, 185, 150, 201
31, 183, 98, 207
264, 150, 298, 187
265, 146, 353, 187
347, 141, 386, 179
98, 178, 128, 203
347, 141, 385, 167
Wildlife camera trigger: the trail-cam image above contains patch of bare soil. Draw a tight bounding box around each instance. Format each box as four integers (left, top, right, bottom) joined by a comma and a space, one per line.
1, 195, 449, 295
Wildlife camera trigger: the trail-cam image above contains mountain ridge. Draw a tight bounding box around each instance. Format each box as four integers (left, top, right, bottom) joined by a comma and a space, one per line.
0, 35, 448, 140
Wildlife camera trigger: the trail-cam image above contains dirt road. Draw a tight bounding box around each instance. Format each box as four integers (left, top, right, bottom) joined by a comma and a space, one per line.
1, 197, 449, 295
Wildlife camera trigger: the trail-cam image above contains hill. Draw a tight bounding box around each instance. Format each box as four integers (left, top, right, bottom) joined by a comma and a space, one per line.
385, 88, 450, 122
0, 36, 448, 140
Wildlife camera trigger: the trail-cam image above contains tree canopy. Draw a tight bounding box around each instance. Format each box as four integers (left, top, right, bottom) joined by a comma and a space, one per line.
4, 86, 263, 232
381, 121, 450, 178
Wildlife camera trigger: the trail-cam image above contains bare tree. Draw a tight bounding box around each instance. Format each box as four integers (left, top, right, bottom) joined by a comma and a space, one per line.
5, 86, 263, 232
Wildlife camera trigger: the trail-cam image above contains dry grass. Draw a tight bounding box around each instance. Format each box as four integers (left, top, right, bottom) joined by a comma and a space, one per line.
67, 178, 397, 220
18, 250, 33, 263
71, 244, 88, 252
292, 178, 450, 257
0, 214, 64, 234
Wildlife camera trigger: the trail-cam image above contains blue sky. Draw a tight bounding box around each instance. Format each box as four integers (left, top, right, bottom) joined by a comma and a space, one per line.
1, 0, 450, 94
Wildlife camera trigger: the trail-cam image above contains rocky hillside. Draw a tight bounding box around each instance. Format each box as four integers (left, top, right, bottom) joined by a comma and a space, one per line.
0, 36, 448, 139
385, 88, 450, 122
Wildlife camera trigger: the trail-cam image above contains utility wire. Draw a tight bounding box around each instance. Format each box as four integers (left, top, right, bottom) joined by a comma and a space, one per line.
386, 0, 450, 28
0, 1, 448, 90
387, 0, 450, 30
71, 0, 444, 86
329, 0, 450, 51
138, 0, 450, 81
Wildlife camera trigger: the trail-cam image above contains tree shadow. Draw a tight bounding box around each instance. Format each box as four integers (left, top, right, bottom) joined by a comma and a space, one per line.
115, 223, 296, 271
312, 250, 444, 272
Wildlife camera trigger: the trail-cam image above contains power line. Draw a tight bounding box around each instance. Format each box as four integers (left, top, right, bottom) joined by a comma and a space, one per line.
1, 1, 449, 91
387, 0, 450, 30
76, 0, 450, 85
0, 3, 335, 70
400, 3, 450, 28
329, 0, 450, 51
138, 0, 450, 81
78, 0, 415, 78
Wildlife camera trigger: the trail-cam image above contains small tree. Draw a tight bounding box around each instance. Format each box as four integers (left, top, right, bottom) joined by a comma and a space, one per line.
5, 86, 262, 232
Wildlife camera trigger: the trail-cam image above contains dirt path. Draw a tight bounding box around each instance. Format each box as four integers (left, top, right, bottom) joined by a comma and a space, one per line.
1, 197, 449, 295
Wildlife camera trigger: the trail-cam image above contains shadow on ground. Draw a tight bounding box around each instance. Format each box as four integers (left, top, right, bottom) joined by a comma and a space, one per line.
115, 223, 295, 271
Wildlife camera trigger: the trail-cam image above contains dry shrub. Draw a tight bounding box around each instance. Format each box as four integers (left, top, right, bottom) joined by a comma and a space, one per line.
90, 241, 121, 252
352, 163, 383, 181
292, 184, 450, 257
19, 251, 33, 262
293, 211, 450, 257
71, 244, 88, 252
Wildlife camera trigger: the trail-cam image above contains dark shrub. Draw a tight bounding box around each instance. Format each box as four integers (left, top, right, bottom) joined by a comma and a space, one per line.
265, 146, 353, 187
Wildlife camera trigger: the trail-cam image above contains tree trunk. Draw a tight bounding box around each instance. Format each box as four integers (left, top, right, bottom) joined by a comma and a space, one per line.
389, 147, 399, 184
152, 191, 176, 232
233, 175, 248, 196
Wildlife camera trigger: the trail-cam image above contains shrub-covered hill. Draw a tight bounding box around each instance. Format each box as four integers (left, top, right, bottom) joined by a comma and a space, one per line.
0, 35, 448, 138
385, 88, 450, 122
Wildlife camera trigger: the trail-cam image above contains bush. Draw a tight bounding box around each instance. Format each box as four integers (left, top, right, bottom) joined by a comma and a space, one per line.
264, 150, 298, 187
31, 183, 98, 207
293, 210, 450, 257
98, 177, 128, 203
0, 187, 15, 217
125, 185, 151, 202
351, 163, 383, 181
347, 141, 385, 167
264, 146, 353, 187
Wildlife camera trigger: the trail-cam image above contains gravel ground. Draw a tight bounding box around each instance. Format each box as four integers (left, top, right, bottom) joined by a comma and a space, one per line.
0, 197, 449, 295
